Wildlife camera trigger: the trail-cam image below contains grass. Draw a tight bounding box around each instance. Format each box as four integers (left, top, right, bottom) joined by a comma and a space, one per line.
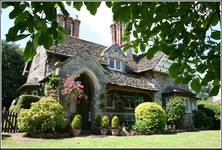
2, 130, 221, 148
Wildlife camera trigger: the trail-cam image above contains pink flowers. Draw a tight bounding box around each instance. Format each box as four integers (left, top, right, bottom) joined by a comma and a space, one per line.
62, 75, 87, 102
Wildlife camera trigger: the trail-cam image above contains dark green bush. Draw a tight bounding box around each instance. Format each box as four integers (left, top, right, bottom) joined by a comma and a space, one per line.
194, 101, 221, 129
198, 101, 220, 121
166, 96, 185, 129
192, 110, 214, 129
12, 95, 41, 112
101, 115, 110, 129
17, 97, 67, 135
135, 102, 167, 133
71, 114, 81, 129
111, 116, 119, 129
95, 114, 102, 129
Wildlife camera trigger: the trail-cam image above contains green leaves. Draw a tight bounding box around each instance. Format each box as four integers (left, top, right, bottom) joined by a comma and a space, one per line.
211, 31, 220, 40
84, 2, 101, 15
209, 85, 220, 97
73, 2, 83, 11
169, 63, 181, 78
112, 3, 131, 22
146, 45, 159, 59
24, 41, 36, 62
191, 78, 201, 93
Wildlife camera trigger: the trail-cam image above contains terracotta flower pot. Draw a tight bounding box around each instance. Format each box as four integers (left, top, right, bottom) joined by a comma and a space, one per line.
111, 129, 119, 136
100, 128, 108, 135
73, 128, 81, 137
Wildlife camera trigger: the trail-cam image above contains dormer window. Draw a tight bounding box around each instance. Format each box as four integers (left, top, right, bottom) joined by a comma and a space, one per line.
108, 58, 123, 71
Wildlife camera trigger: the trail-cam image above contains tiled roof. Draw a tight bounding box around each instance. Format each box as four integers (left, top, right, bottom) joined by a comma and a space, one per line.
47, 36, 107, 63
163, 86, 196, 97
108, 70, 157, 91
44, 36, 164, 91
136, 51, 164, 72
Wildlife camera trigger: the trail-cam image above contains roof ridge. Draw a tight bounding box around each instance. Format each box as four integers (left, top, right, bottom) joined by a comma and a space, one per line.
67, 35, 107, 48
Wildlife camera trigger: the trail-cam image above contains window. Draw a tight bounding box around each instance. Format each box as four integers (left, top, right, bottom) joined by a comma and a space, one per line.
185, 99, 192, 113
107, 99, 115, 108
108, 58, 123, 71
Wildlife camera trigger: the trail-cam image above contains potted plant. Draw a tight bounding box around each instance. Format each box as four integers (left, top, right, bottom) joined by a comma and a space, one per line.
100, 115, 110, 135
111, 115, 119, 136
71, 114, 82, 137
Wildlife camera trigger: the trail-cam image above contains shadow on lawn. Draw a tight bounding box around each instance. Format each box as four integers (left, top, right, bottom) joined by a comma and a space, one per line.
2, 134, 12, 140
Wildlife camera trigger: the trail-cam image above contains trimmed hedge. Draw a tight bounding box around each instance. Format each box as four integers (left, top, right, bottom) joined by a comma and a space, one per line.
111, 116, 119, 129
193, 101, 220, 129
17, 97, 67, 135
166, 96, 185, 129
11, 95, 41, 112
134, 102, 167, 134
95, 115, 102, 129
71, 114, 81, 129
101, 115, 110, 129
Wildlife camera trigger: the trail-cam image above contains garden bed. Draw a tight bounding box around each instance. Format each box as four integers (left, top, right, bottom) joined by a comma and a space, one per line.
24, 132, 72, 139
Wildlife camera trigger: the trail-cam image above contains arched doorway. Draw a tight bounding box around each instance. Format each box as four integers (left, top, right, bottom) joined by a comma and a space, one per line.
75, 73, 94, 130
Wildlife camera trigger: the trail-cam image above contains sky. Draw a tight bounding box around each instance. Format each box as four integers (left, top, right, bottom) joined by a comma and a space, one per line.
1, 2, 113, 48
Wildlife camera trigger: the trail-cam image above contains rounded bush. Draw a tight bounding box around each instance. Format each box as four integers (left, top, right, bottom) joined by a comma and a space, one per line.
195, 101, 220, 129
101, 115, 110, 129
95, 115, 102, 129
166, 97, 185, 129
71, 114, 81, 129
135, 102, 166, 133
111, 115, 119, 129
17, 97, 67, 135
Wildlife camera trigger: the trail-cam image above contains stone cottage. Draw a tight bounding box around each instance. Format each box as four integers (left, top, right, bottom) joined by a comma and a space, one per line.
19, 14, 198, 129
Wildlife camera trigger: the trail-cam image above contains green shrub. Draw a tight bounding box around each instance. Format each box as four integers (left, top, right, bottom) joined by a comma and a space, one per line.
133, 120, 150, 134
111, 116, 119, 129
198, 101, 220, 121
12, 95, 41, 112
71, 114, 81, 129
166, 96, 185, 129
101, 115, 110, 129
135, 102, 167, 133
195, 101, 221, 129
95, 115, 102, 129
17, 97, 66, 135
192, 110, 214, 129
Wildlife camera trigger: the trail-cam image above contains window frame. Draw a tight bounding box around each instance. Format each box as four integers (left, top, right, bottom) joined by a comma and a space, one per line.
184, 99, 192, 113
108, 58, 123, 71
106, 98, 115, 109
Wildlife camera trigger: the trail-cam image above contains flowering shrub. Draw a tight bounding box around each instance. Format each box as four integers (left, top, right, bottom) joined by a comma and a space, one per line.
62, 75, 87, 103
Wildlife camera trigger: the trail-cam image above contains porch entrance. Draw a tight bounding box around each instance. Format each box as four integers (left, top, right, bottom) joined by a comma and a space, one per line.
76, 73, 94, 130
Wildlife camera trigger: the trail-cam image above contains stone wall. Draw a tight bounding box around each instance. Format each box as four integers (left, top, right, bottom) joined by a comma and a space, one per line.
59, 51, 108, 128
26, 46, 48, 84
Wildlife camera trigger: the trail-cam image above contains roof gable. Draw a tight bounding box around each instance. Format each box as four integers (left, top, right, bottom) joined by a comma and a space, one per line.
101, 44, 126, 59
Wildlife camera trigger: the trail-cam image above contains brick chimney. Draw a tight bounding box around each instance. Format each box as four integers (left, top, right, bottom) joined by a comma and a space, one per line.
110, 22, 129, 46
72, 15, 81, 38
57, 14, 80, 38
111, 21, 132, 58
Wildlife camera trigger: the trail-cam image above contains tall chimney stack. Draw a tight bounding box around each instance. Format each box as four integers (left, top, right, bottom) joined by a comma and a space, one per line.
110, 21, 129, 46
73, 15, 81, 38
57, 14, 80, 38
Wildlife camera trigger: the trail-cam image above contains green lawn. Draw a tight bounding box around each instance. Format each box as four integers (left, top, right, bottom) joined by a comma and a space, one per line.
2, 130, 221, 148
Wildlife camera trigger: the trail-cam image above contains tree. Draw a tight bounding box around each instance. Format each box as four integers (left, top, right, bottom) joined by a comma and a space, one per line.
2, 41, 26, 108
2, 2, 220, 97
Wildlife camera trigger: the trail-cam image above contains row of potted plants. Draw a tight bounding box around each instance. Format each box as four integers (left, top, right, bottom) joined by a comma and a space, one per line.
71, 114, 120, 136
